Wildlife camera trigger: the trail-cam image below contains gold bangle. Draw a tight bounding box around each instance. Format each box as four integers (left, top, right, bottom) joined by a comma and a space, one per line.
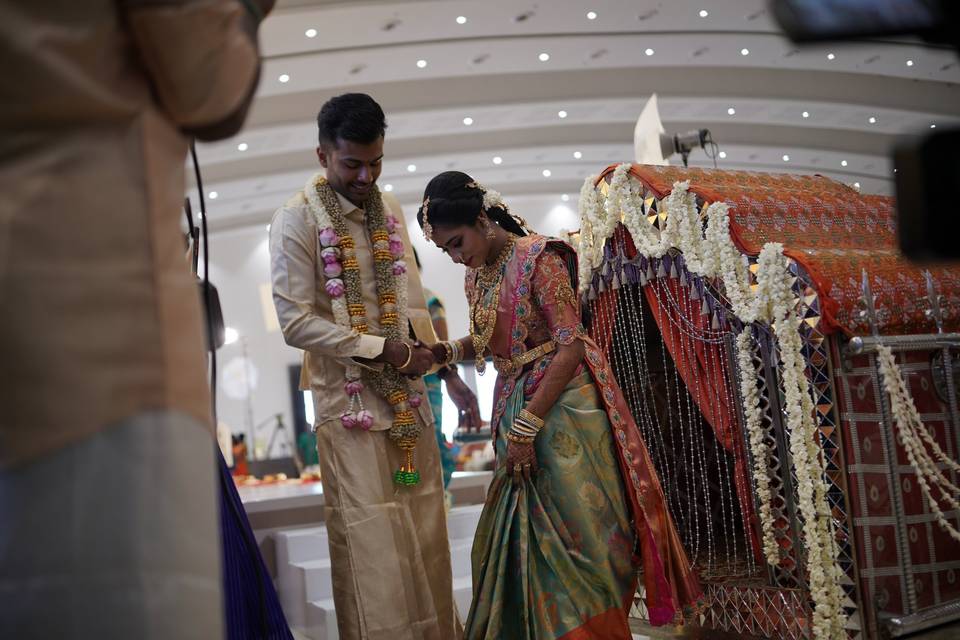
505, 431, 536, 444
398, 342, 413, 370
519, 408, 545, 430
442, 341, 454, 365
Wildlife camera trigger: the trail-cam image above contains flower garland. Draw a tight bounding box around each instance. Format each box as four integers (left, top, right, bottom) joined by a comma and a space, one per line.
877, 344, 960, 542
305, 174, 424, 486
577, 173, 603, 291
763, 243, 846, 639
736, 328, 779, 566
578, 167, 848, 636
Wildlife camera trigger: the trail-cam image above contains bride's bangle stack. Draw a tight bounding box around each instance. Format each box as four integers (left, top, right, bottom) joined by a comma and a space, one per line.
506, 408, 544, 444
439, 339, 464, 366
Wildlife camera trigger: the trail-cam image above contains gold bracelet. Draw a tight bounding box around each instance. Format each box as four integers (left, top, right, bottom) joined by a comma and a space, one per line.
441, 341, 455, 365
505, 431, 536, 444
398, 342, 413, 370
518, 408, 545, 430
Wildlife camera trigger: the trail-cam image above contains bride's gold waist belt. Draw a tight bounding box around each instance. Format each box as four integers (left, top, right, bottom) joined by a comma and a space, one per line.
493, 340, 557, 375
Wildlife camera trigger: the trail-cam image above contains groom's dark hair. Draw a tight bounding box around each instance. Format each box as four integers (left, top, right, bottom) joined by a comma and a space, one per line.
317, 93, 387, 147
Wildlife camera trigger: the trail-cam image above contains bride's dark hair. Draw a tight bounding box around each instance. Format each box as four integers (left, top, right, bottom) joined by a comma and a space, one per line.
416, 171, 528, 237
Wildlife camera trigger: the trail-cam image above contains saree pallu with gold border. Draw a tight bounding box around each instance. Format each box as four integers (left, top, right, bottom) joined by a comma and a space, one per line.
463, 235, 701, 640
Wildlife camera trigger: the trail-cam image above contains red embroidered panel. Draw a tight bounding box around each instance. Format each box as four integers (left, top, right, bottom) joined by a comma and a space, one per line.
834, 346, 960, 627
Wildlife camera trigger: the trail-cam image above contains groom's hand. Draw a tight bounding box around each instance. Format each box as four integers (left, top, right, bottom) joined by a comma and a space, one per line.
399, 343, 435, 377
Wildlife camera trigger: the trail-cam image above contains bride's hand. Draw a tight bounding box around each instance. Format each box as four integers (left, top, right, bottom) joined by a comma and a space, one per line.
505, 439, 537, 485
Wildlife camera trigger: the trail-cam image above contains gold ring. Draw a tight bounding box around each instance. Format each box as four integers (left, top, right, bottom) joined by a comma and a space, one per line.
513, 464, 522, 472
523, 463, 531, 469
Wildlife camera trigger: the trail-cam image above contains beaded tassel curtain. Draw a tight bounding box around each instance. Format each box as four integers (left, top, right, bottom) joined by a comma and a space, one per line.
588, 225, 762, 577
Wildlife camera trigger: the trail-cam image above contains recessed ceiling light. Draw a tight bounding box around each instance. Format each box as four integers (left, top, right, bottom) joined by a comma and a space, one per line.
305, 28, 317, 38
538, 52, 550, 62
802, 111, 810, 118
587, 11, 597, 20
645, 48, 655, 56
558, 110, 568, 118
383, 184, 394, 192
699, 10, 709, 18
868, 116, 877, 124
237, 142, 248, 151
841, 160, 848, 167
208, 191, 218, 199
827, 53, 836, 60
456, 15, 467, 25
727, 107, 736, 115
492, 156, 503, 165
853, 182, 861, 189
561, 194, 570, 201
278, 74, 290, 83
782, 154, 790, 162
416, 59, 428, 68
906, 59, 914, 67
462, 116, 474, 126
718, 151, 727, 159
741, 48, 750, 56
407, 164, 417, 172
542, 169, 552, 177
573, 151, 582, 159
930, 123, 937, 129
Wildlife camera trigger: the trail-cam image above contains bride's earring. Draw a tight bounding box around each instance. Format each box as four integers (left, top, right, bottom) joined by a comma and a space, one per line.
483, 219, 495, 239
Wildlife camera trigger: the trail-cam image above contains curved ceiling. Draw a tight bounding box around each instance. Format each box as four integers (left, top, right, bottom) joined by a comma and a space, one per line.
194, 0, 960, 233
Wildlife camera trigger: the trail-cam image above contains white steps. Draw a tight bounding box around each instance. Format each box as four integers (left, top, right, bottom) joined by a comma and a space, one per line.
274, 504, 484, 640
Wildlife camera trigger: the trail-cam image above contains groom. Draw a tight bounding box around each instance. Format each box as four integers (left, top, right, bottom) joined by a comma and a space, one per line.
269, 93, 470, 639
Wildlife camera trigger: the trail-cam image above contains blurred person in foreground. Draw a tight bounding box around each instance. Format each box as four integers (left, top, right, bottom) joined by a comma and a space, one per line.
0, 1, 278, 638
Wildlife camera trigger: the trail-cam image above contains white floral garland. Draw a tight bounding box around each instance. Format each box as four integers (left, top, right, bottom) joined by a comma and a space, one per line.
877, 344, 960, 542
578, 166, 848, 637
765, 243, 846, 639
304, 173, 411, 380
577, 173, 603, 291
305, 175, 362, 383
736, 328, 779, 566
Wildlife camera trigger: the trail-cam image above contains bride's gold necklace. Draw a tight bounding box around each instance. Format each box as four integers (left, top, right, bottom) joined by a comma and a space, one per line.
470, 234, 516, 374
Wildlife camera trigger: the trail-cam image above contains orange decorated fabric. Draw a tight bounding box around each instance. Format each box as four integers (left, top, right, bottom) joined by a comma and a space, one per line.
619, 164, 960, 337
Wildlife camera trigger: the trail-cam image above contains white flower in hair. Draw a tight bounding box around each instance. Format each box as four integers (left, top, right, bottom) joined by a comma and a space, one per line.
482, 188, 504, 211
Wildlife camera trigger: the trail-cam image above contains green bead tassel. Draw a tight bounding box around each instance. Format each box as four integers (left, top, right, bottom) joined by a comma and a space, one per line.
393, 448, 420, 486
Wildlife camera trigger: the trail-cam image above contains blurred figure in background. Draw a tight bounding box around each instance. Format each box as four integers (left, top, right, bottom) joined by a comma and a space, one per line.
0, 1, 275, 638
413, 249, 463, 507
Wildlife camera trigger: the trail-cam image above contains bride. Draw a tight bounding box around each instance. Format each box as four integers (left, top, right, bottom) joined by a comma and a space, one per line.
418, 171, 701, 639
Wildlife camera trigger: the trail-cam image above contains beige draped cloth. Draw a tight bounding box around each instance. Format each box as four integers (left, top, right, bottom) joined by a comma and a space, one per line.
0, 0, 268, 468
0, 0, 270, 636
270, 180, 462, 640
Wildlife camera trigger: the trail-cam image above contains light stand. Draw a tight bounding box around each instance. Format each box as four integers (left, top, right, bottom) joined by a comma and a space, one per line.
253, 413, 303, 473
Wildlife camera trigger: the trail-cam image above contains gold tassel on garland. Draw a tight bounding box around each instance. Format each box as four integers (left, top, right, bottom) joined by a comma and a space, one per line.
385, 390, 422, 485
